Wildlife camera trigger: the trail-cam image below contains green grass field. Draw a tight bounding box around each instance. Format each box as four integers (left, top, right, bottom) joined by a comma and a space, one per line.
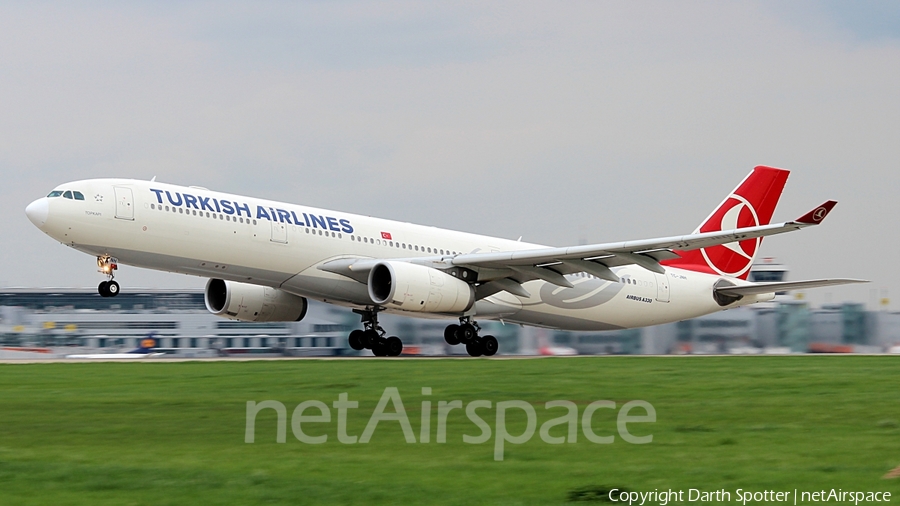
1, 357, 898, 505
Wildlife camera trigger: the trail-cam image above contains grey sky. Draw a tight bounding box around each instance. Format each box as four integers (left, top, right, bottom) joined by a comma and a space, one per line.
2, 2, 897, 309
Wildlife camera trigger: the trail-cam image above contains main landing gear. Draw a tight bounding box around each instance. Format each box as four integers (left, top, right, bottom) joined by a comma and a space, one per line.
444, 317, 498, 357
97, 255, 120, 298
347, 307, 403, 357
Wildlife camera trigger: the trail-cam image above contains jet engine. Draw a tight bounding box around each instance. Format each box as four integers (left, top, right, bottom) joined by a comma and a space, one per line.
368, 261, 475, 313
204, 279, 308, 322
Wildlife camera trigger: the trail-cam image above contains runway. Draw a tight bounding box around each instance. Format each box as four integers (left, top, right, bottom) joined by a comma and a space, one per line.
0, 353, 881, 364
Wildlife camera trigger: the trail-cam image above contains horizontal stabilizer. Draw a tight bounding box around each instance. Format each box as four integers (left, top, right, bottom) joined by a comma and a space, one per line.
715, 278, 868, 297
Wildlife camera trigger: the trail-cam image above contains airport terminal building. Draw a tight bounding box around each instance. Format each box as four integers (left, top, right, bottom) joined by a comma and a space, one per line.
0, 289, 352, 357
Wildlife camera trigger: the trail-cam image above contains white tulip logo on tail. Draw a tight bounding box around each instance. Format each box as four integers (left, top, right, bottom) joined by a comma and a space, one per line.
663, 166, 790, 281
699, 194, 760, 278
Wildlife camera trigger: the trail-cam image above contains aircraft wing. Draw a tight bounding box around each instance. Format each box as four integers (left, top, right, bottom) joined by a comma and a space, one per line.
447, 201, 839, 298
714, 279, 868, 297
320, 201, 839, 299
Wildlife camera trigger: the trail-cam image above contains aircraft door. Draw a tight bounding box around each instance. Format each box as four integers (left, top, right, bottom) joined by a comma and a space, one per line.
113, 187, 134, 220
270, 221, 287, 243
654, 273, 670, 303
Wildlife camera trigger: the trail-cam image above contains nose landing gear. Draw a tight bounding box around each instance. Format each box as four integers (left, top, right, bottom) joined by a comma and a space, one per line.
444, 317, 498, 357
348, 307, 403, 357
97, 256, 120, 298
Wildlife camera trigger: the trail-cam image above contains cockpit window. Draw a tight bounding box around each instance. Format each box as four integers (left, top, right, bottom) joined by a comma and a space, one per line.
47, 190, 85, 200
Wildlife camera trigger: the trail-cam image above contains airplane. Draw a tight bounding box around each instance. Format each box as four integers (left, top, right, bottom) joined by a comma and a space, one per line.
25, 166, 865, 357
66, 333, 164, 359
536, 332, 579, 356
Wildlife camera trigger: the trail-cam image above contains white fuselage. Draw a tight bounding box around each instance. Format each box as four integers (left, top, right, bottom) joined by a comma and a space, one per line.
28, 179, 767, 331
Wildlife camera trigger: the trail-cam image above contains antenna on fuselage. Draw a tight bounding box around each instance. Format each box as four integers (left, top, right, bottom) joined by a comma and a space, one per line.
150, 176, 157, 182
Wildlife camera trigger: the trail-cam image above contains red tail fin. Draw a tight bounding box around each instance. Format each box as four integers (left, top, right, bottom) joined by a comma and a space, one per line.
662, 166, 789, 279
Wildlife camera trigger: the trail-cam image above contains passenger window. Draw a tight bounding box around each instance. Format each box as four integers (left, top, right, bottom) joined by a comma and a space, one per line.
47, 190, 63, 198
73, 191, 85, 200
63, 191, 73, 199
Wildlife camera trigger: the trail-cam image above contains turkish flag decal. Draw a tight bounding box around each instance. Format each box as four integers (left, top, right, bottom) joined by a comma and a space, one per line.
381, 232, 392, 240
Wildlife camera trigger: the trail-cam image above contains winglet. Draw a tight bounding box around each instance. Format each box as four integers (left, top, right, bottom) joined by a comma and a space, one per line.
795, 200, 837, 225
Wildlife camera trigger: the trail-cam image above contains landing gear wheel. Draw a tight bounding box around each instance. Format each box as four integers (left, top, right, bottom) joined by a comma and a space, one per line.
466, 339, 484, 357
385, 336, 403, 357
348, 330, 365, 351
363, 329, 380, 349
482, 335, 498, 356
458, 323, 477, 343
96, 255, 120, 298
444, 324, 461, 345
353, 307, 402, 358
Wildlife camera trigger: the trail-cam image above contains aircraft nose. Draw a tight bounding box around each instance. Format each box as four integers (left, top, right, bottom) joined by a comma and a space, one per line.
25, 198, 49, 228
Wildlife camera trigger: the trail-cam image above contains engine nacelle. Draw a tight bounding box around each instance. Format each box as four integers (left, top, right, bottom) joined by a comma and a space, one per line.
368, 261, 475, 313
204, 279, 308, 322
